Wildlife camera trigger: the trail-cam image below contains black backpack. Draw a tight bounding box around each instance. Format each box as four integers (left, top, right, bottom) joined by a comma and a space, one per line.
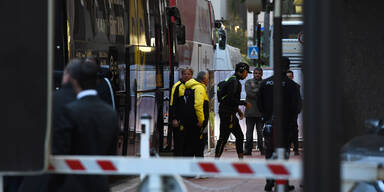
217, 75, 235, 102
182, 88, 197, 124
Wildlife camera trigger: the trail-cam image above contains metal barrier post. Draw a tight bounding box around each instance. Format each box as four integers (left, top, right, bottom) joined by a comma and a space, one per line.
275, 148, 286, 192
148, 174, 163, 192
0, 175, 3, 192
140, 114, 152, 180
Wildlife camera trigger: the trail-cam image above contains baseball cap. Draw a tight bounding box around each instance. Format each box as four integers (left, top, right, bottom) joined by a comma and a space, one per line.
235, 62, 252, 73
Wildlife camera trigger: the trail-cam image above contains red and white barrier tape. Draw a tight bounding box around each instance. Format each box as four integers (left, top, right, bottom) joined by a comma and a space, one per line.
49, 156, 301, 179
48, 156, 384, 181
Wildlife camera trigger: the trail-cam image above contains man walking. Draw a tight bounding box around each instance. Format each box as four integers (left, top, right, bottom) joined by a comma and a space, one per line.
244, 67, 265, 155
215, 62, 251, 159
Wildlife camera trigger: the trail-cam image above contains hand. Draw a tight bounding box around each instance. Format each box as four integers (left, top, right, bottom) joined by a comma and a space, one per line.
238, 110, 244, 120
172, 119, 179, 127
246, 102, 251, 109
197, 122, 203, 128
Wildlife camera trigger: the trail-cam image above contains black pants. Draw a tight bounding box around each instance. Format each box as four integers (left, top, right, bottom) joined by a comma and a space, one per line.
184, 125, 204, 157
244, 117, 264, 153
263, 122, 291, 188
288, 117, 299, 153
215, 111, 244, 157
173, 124, 186, 156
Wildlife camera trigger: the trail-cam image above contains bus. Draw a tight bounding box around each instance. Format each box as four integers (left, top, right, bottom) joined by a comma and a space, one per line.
281, 16, 304, 67
54, 0, 186, 155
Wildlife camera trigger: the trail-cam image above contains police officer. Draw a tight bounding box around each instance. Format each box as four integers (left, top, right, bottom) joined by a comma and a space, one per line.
215, 62, 251, 159
258, 57, 300, 191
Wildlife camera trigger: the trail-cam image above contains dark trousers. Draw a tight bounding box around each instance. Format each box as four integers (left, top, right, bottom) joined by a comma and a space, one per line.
173, 124, 185, 156
288, 117, 299, 152
184, 125, 204, 157
215, 111, 244, 157
264, 121, 291, 188
244, 117, 264, 153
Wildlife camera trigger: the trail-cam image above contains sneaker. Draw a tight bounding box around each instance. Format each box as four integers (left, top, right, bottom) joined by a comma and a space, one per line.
288, 185, 295, 191
264, 183, 273, 191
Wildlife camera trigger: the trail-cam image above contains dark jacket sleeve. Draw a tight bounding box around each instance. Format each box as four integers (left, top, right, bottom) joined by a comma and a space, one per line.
52, 106, 74, 155
170, 83, 181, 121
97, 79, 113, 105
296, 84, 303, 114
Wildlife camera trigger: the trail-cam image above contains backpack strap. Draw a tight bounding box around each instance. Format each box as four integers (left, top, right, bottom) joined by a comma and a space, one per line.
220, 75, 236, 101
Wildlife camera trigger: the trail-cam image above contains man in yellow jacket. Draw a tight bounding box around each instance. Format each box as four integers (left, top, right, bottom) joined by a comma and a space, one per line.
183, 71, 209, 157
170, 67, 193, 156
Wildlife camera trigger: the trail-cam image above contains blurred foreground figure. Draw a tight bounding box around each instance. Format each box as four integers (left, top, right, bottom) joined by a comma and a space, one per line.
48, 59, 119, 192
18, 60, 77, 192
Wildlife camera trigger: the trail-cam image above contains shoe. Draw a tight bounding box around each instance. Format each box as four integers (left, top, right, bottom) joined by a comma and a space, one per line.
288, 185, 295, 191
264, 183, 273, 191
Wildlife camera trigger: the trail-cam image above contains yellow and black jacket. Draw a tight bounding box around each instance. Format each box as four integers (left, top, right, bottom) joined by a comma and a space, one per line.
184, 79, 209, 129
170, 80, 186, 122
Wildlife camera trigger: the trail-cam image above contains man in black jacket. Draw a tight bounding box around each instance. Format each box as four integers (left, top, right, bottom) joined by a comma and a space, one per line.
215, 62, 251, 159
286, 70, 302, 155
49, 59, 119, 192
170, 67, 193, 156
258, 57, 300, 191
18, 60, 78, 192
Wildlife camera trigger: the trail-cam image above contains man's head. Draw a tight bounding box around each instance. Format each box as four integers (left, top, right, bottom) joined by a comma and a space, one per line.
253, 67, 263, 80
196, 71, 209, 86
66, 59, 100, 94
181, 67, 193, 82
286, 70, 294, 80
235, 62, 251, 80
281, 56, 290, 72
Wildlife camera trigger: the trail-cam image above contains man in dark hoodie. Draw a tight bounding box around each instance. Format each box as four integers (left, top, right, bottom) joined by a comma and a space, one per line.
215, 62, 251, 159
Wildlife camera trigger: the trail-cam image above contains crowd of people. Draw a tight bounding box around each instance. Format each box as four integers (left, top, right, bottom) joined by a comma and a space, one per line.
170, 58, 302, 191
5, 56, 301, 192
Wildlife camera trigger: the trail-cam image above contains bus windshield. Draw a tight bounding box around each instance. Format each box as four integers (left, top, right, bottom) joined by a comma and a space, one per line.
282, 24, 303, 39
